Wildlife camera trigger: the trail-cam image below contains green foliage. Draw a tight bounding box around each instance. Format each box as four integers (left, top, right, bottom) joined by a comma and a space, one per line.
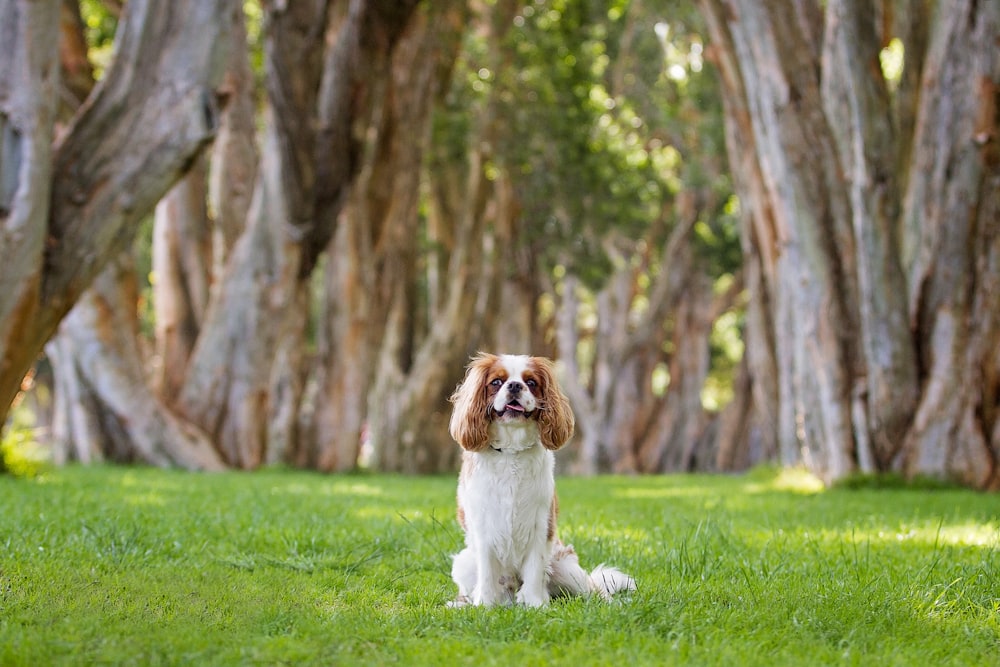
79, 0, 118, 77
0, 405, 49, 479
436, 0, 692, 289
498, 0, 671, 287
879, 38, 905, 88
702, 301, 744, 410
2, 466, 998, 665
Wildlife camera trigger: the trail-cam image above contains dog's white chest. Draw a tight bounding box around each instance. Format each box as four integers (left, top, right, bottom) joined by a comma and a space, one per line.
460, 445, 554, 568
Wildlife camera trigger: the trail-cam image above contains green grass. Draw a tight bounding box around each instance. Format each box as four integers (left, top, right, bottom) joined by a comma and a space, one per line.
1, 465, 998, 665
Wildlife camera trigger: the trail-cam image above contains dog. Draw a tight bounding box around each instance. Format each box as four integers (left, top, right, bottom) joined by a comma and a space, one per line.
447, 352, 635, 607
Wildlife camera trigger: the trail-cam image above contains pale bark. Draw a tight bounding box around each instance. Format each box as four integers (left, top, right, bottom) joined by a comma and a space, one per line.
556, 209, 704, 474
701, 0, 1000, 487
176, 116, 303, 468
39, 0, 230, 470
152, 158, 212, 401
821, 0, 918, 468
0, 0, 231, 423
176, 0, 420, 468
47, 334, 102, 465
47, 256, 224, 469
299, 0, 471, 472
900, 0, 1000, 487
208, 1, 256, 264
701, 0, 860, 483
0, 0, 60, 417
366, 146, 500, 473
636, 271, 742, 472
699, 5, 782, 469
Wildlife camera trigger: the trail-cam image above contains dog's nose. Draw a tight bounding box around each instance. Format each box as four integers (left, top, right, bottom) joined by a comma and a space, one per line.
507, 381, 523, 395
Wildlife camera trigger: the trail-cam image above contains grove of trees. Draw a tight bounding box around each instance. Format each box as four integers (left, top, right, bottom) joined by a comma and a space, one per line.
1, 0, 997, 488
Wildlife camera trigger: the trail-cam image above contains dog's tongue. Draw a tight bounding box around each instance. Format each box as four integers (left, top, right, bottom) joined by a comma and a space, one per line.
505, 403, 525, 413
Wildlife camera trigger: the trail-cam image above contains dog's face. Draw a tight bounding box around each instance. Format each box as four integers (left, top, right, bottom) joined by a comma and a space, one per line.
449, 353, 575, 452
484, 354, 541, 422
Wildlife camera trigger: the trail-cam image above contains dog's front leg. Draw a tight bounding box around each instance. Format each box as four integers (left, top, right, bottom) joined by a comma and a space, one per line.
516, 543, 550, 607
472, 550, 504, 606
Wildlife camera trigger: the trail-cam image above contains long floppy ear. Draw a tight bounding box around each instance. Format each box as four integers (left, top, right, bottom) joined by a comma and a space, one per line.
532, 357, 575, 451
449, 353, 497, 451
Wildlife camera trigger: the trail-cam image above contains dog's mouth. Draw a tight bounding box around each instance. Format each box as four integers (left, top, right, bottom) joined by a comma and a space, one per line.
496, 401, 531, 419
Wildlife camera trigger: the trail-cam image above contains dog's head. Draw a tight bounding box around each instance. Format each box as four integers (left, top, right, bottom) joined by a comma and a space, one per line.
449, 352, 575, 452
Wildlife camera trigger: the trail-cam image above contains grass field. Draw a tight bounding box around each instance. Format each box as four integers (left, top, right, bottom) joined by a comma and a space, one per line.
1, 465, 998, 665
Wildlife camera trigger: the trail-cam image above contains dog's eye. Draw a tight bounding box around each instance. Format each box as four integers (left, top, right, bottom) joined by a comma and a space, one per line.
525, 379, 537, 388
490, 378, 503, 387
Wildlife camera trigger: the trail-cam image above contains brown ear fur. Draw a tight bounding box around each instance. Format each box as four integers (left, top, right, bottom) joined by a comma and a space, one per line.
532, 356, 575, 450
449, 353, 497, 451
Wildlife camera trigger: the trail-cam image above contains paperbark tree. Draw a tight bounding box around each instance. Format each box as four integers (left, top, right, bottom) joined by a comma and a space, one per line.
152, 158, 213, 402
43, 1, 225, 469
700, 0, 999, 487
47, 255, 224, 469
295, 1, 466, 471
556, 207, 743, 475
506, 0, 746, 475
0, 0, 231, 428
358, 0, 502, 473
174, 0, 420, 468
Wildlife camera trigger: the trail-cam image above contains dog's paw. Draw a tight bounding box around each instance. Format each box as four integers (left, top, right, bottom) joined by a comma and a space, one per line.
446, 595, 471, 609
516, 588, 550, 608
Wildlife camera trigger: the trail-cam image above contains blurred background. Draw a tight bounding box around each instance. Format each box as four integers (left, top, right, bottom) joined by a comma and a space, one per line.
2, 0, 997, 488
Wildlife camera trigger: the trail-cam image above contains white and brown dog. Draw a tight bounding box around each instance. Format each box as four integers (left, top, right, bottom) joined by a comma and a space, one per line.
447, 352, 635, 607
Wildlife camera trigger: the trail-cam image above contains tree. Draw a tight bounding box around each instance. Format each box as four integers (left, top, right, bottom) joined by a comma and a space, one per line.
481, 0, 744, 474
31, 0, 422, 469
0, 0, 232, 431
296, 0, 474, 473
700, 0, 1000, 487
42, 1, 224, 469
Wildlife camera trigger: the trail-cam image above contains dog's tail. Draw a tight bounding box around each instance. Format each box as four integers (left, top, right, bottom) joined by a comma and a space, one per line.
588, 563, 636, 599
548, 541, 636, 601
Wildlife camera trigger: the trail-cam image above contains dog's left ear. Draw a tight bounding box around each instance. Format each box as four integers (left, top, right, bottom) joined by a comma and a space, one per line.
532, 357, 575, 451
449, 353, 496, 451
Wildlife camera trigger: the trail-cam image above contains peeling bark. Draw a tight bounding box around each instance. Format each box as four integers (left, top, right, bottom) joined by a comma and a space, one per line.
701, 0, 999, 487
47, 256, 224, 470
0, 0, 231, 425
153, 158, 212, 401
177, 0, 420, 468
0, 0, 60, 417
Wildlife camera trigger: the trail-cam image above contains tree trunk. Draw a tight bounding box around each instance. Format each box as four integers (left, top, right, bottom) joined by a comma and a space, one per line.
700, 0, 1000, 487
175, 116, 306, 468
0, 0, 231, 425
820, 0, 919, 469
298, 0, 473, 472
703, 2, 783, 469
38, 0, 235, 470
47, 334, 103, 465
0, 0, 60, 420
152, 158, 212, 401
899, 0, 999, 487
556, 206, 702, 474
208, 1, 256, 264
366, 96, 500, 473
47, 256, 224, 469
176, 0, 420, 468
637, 274, 718, 472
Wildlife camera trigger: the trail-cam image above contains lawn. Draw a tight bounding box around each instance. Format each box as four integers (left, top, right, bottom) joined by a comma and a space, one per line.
1, 465, 998, 666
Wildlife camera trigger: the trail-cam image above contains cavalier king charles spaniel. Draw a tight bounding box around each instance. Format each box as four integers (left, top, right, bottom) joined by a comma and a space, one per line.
447, 352, 635, 607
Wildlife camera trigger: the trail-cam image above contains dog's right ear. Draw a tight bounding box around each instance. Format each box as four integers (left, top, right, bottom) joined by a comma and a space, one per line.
449, 353, 497, 451
531, 356, 575, 451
